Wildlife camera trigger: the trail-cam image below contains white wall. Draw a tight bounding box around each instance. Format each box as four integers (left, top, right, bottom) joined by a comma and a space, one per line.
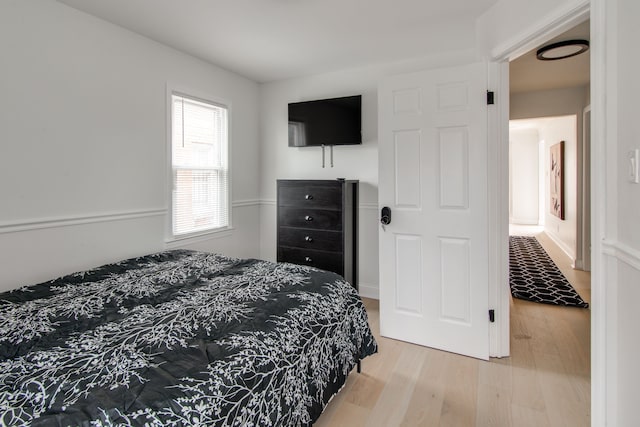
538, 116, 578, 259
615, 0, 640, 253
609, 0, 640, 425
258, 75, 377, 299
258, 51, 477, 299
509, 128, 540, 225
511, 86, 590, 121
0, 0, 260, 291
476, 0, 589, 57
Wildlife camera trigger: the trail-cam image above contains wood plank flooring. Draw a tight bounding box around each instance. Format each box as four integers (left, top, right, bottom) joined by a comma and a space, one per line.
316, 232, 591, 426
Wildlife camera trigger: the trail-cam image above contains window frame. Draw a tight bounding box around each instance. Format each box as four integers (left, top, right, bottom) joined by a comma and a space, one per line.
166, 87, 232, 243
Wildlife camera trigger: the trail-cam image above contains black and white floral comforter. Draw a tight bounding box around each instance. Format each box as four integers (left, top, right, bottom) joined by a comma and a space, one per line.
0, 250, 377, 426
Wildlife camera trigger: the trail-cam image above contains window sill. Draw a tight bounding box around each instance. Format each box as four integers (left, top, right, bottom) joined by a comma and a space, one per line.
165, 227, 235, 249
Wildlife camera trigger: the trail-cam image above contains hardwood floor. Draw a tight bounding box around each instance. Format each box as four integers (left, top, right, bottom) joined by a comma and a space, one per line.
316, 232, 591, 426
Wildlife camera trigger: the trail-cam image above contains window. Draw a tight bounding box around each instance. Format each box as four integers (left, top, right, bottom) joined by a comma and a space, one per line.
171, 93, 229, 236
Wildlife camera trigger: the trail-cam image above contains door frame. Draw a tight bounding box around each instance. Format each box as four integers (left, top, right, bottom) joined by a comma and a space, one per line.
578, 104, 592, 272
487, 0, 591, 358
487, 0, 606, 425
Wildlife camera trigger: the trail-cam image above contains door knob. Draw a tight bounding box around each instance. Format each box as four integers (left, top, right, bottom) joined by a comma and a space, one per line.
381, 207, 391, 225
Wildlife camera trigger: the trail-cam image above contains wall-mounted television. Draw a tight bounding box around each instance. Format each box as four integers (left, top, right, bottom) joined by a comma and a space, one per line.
288, 95, 362, 147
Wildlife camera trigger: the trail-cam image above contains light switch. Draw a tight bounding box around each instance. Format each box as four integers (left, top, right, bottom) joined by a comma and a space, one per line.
630, 149, 640, 184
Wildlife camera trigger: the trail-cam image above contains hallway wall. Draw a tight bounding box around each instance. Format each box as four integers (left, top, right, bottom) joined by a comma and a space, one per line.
510, 86, 589, 261
509, 127, 540, 225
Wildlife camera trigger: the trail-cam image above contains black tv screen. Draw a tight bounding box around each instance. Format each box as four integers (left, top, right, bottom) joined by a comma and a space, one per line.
288, 95, 362, 147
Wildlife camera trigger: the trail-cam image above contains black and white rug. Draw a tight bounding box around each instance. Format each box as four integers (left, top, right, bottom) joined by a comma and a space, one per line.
509, 236, 589, 308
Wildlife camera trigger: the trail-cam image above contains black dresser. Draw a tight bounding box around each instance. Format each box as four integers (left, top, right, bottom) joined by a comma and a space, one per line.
277, 179, 358, 289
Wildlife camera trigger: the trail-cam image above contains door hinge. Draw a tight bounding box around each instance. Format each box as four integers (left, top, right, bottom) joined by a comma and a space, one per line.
486, 91, 495, 105
489, 309, 495, 323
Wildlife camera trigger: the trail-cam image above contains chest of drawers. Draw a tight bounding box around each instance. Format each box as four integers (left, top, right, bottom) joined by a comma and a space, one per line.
277, 179, 358, 289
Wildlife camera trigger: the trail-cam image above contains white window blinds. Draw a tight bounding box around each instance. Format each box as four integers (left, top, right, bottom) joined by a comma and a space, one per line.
171, 94, 229, 236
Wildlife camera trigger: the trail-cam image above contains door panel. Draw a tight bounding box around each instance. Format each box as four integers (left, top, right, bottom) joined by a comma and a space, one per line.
394, 130, 422, 208
439, 127, 469, 209
439, 237, 471, 324
378, 63, 489, 360
395, 234, 423, 315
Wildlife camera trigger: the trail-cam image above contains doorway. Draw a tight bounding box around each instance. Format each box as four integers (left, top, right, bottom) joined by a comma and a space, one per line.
509, 19, 591, 271
503, 17, 592, 424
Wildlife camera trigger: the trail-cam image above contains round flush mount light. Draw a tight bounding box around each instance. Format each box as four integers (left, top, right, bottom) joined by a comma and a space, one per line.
536, 39, 590, 61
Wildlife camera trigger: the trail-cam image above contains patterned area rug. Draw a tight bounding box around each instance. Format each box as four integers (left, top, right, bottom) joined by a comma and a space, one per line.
509, 236, 589, 308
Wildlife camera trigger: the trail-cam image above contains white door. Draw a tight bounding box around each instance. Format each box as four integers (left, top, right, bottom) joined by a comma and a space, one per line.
378, 63, 490, 360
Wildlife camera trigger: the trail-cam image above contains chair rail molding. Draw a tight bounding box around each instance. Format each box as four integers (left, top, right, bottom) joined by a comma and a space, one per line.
602, 239, 640, 272
0, 208, 166, 235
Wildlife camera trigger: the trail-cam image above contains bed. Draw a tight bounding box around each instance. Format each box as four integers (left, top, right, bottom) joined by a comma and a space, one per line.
0, 250, 377, 426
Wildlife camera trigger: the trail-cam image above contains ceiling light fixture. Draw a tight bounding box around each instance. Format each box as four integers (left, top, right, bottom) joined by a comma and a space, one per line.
536, 39, 590, 61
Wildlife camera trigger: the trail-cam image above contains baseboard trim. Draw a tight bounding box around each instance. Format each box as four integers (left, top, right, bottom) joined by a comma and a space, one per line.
544, 231, 576, 264
509, 219, 540, 225
358, 283, 379, 300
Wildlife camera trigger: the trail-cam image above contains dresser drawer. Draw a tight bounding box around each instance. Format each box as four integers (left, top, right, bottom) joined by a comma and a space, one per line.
278, 184, 342, 209
278, 227, 342, 252
278, 207, 342, 230
278, 247, 344, 276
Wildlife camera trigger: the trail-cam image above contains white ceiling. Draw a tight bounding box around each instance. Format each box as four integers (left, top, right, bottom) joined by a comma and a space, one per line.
510, 20, 590, 93
56, 0, 499, 83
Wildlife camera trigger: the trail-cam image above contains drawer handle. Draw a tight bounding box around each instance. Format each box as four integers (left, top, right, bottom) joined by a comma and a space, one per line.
305, 194, 313, 200
305, 236, 313, 242
304, 256, 313, 262
304, 215, 313, 221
